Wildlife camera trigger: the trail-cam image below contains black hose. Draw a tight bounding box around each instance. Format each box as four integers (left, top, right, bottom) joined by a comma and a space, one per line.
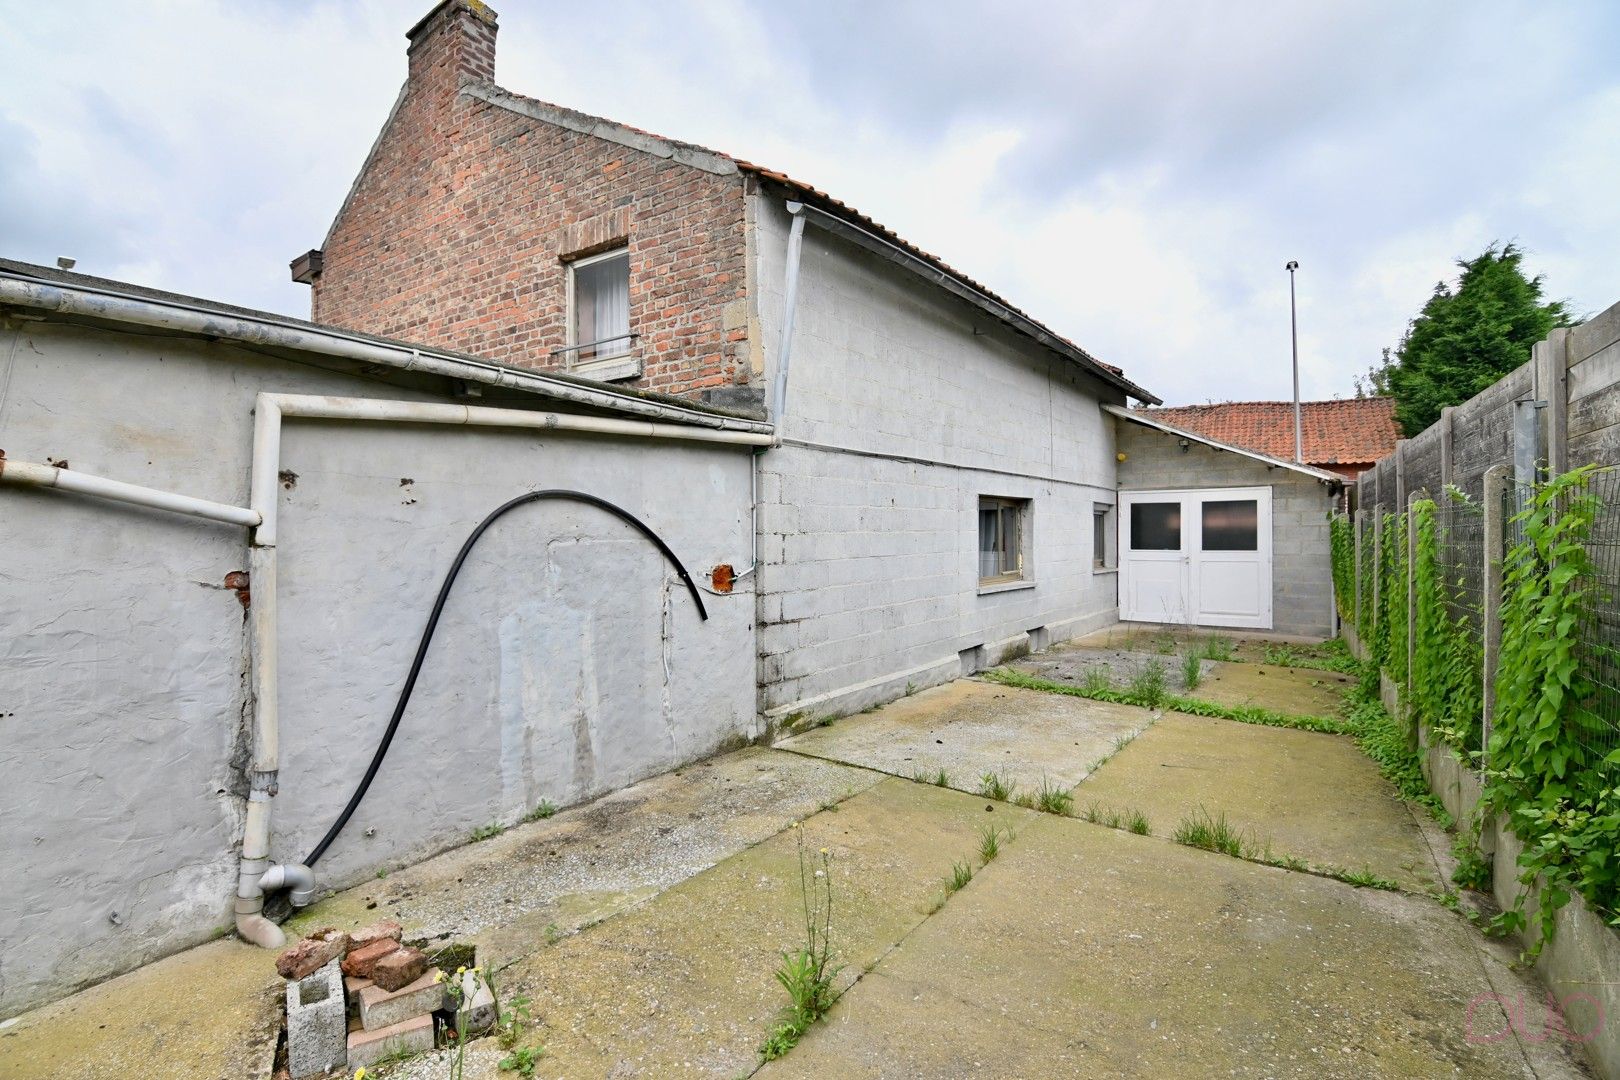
302, 489, 709, 868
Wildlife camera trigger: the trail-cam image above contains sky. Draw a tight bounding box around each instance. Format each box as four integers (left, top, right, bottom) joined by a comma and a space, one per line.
2, 0, 1617, 405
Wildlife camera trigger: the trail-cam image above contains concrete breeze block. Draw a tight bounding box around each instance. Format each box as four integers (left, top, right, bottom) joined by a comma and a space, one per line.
348, 1013, 435, 1071
358, 968, 448, 1031
286, 958, 346, 1080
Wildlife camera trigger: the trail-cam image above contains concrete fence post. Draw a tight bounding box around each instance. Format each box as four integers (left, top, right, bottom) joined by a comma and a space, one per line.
1407, 492, 1418, 703
1353, 509, 1364, 647
1482, 463, 1511, 763
1547, 326, 1570, 477
1439, 406, 1455, 492
1394, 439, 1407, 513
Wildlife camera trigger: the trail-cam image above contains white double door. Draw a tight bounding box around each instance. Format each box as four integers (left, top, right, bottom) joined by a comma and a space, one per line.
1118, 487, 1272, 629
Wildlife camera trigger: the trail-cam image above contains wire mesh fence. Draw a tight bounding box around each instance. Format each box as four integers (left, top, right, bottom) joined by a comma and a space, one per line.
1570, 470, 1620, 775
1433, 494, 1486, 648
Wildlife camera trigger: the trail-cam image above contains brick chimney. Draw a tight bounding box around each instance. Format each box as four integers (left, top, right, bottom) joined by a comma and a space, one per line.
406, 0, 498, 98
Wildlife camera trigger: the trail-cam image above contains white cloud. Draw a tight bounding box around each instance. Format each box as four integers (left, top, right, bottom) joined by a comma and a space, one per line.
1, 0, 1616, 405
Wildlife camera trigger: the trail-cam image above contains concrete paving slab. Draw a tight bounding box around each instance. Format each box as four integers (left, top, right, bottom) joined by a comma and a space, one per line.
482, 778, 1041, 1079
1074, 713, 1440, 890
763, 817, 1587, 1079
286, 746, 885, 946
778, 681, 1151, 799
1011, 642, 1354, 720
0, 938, 281, 1080
1197, 662, 1356, 719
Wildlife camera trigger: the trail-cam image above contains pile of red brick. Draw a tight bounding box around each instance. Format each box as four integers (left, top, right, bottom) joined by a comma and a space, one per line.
277, 920, 456, 1074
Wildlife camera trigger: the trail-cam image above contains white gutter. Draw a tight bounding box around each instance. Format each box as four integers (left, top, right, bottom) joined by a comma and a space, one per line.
1106, 404, 1344, 484
0, 273, 773, 436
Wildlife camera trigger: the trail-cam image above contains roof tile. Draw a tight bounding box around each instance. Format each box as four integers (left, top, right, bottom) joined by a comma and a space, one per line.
1137, 399, 1399, 466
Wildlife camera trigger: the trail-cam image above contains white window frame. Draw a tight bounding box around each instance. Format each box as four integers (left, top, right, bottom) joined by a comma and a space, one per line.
564, 246, 639, 381
978, 496, 1033, 590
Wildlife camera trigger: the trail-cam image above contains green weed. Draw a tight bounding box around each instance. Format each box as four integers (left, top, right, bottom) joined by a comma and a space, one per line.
978, 825, 1004, 863
1181, 652, 1203, 690
1126, 809, 1151, 835
1130, 660, 1168, 708
1032, 777, 1074, 816
945, 861, 974, 893
978, 771, 1013, 802
759, 829, 842, 1061
1173, 808, 1254, 858
523, 800, 557, 823
471, 822, 506, 842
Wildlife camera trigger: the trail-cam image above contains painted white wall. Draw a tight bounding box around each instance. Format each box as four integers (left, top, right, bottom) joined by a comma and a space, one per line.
751, 197, 1125, 719
0, 319, 755, 1017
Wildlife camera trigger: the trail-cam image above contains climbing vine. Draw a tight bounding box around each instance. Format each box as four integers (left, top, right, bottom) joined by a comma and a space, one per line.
1330, 513, 1355, 625
1408, 499, 1483, 751
1484, 466, 1620, 951
1382, 511, 1408, 685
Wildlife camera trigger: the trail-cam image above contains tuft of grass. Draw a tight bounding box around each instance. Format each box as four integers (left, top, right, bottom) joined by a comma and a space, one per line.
1012, 792, 1037, 809
1200, 636, 1236, 662
1126, 809, 1151, 835
978, 771, 1013, 802
945, 860, 974, 893
978, 825, 1004, 863
931, 768, 951, 788
1081, 668, 1114, 695
1337, 865, 1401, 891
523, 799, 557, 823
471, 821, 507, 842
1129, 660, 1168, 707
1154, 633, 1177, 655
1080, 802, 1124, 829
1173, 807, 1254, 858
1181, 652, 1203, 691
1032, 776, 1074, 816
1262, 644, 1301, 667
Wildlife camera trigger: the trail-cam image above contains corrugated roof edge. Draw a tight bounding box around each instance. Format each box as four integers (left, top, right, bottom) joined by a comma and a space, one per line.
1106, 404, 1344, 484
0, 258, 773, 433
461, 82, 1159, 405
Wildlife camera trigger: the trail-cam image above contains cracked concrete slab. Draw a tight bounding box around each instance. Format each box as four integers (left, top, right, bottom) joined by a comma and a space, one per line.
762, 817, 1587, 1079
778, 681, 1151, 799
0, 938, 281, 1080
1073, 713, 1441, 891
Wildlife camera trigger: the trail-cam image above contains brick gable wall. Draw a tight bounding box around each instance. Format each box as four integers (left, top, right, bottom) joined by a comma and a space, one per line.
309, 1, 754, 404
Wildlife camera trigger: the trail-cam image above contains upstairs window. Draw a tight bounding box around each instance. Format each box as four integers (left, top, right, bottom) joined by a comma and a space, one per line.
978, 496, 1029, 584
569, 247, 631, 362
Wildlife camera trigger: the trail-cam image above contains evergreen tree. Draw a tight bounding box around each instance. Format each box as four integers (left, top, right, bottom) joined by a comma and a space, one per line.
1378, 243, 1572, 436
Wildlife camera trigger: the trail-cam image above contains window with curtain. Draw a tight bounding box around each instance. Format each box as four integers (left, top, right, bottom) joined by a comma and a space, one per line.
571, 248, 631, 361
978, 496, 1029, 584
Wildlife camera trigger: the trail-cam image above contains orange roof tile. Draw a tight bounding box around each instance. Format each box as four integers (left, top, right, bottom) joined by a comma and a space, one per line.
1136, 398, 1399, 467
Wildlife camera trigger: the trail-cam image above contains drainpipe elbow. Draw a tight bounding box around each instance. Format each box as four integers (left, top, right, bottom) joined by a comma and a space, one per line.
234, 909, 286, 950
258, 862, 317, 908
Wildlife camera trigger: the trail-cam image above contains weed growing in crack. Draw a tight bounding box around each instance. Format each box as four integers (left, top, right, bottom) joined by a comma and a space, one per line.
1081, 668, 1114, 695
932, 768, 951, 788
1181, 652, 1203, 691
1200, 636, 1236, 662
1173, 808, 1254, 858
945, 860, 974, 893
1033, 777, 1074, 816
760, 827, 841, 1062
471, 822, 506, 842
978, 825, 1005, 863
1012, 792, 1037, 809
1338, 866, 1400, 891
1129, 661, 1167, 708
978, 771, 1013, 802
523, 800, 557, 823
1126, 810, 1151, 835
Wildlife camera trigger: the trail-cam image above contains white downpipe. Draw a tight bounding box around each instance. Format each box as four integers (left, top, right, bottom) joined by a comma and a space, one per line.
770, 203, 809, 438
0, 458, 261, 527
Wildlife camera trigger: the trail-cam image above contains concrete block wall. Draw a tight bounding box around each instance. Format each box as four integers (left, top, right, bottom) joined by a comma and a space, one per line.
1115, 421, 1337, 638
751, 197, 1124, 719
0, 319, 756, 1017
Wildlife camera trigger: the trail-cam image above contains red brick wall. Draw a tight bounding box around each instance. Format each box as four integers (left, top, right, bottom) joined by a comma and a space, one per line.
310, 0, 753, 402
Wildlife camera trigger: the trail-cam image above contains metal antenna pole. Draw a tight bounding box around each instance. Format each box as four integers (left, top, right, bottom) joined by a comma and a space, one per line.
1287, 260, 1302, 464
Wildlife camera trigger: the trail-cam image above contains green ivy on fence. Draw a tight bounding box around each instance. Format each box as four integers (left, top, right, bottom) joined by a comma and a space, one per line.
1332, 467, 1620, 954
1485, 466, 1620, 951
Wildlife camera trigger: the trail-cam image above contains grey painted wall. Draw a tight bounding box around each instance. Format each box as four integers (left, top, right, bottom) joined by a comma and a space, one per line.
750, 196, 1126, 719
0, 319, 756, 1017
1115, 420, 1337, 639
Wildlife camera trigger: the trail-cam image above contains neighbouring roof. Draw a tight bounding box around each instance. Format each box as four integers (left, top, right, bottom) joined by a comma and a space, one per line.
1105, 404, 1345, 485
1135, 398, 1398, 467
461, 84, 1159, 405
0, 258, 772, 432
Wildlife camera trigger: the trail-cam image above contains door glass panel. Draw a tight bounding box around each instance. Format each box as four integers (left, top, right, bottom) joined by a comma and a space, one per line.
1201, 499, 1258, 551
1129, 502, 1181, 550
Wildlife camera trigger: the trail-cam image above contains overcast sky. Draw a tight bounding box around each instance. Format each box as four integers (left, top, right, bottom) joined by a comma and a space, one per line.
3, 1, 1617, 404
